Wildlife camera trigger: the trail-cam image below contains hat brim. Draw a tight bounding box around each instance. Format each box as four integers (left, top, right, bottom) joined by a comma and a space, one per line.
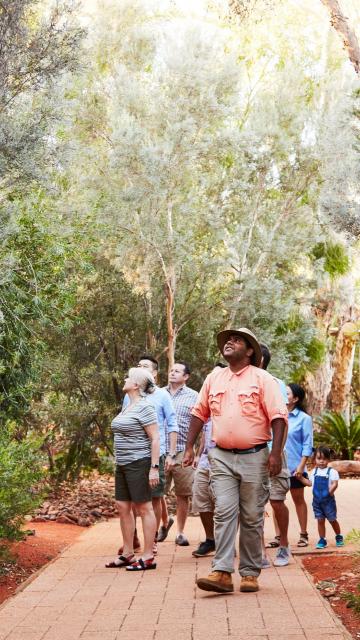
217, 330, 262, 367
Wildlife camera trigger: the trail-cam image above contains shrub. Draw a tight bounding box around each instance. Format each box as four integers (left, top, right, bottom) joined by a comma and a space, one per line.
0, 428, 44, 540
315, 412, 360, 460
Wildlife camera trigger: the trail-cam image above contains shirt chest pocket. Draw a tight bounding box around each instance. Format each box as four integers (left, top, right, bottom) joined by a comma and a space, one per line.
238, 389, 260, 417
209, 390, 225, 416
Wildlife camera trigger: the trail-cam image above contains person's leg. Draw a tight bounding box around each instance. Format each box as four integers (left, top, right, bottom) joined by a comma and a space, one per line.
136, 501, 157, 560
176, 495, 189, 534
116, 500, 135, 556
270, 500, 289, 547
290, 487, 308, 535
273, 509, 280, 537
200, 511, 214, 539
160, 496, 169, 525
329, 519, 341, 535
173, 452, 194, 542
152, 497, 162, 531
238, 447, 269, 580
317, 517, 326, 539
209, 449, 240, 573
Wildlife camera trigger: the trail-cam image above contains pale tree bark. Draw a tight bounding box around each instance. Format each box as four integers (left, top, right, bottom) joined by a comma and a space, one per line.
320, 0, 360, 75
305, 352, 333, 417
328, 321, 358, 420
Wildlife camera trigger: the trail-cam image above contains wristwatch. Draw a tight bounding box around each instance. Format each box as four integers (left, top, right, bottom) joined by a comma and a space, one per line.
151, 463, 159, 469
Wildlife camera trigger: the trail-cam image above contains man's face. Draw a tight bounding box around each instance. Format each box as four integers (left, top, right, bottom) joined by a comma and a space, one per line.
138, 359, 158, 382
223, 334, 253, 362
169, 363, 188, 386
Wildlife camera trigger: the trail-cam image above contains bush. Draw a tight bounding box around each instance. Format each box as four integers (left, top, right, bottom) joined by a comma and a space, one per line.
0, 429, 44, 540
315, 412, 360, 460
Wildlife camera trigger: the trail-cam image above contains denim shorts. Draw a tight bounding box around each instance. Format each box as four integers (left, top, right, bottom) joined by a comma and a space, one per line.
312, 495, 337, 521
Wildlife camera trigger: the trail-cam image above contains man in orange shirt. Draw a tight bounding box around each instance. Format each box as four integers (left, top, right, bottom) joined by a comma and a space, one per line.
183, 328, 288, 594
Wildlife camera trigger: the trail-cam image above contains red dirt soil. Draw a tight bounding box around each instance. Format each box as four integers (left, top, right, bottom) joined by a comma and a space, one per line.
303, 553, 360, 639
0, 522, 86, 606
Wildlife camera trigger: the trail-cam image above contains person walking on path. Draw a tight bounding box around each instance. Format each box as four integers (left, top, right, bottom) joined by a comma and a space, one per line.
260, 344, 291, 568
191, 418, 216, 557
183, 328, 288, 594
106, 367, 160, 571
191, 364, 227, 558
122, 355, 179, 554
297, 445, 344, 549
285, 383, 313, 548
161, 361, 198, 547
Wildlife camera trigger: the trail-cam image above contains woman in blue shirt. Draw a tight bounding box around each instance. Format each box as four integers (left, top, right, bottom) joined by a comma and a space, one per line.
286, 384, 313, 547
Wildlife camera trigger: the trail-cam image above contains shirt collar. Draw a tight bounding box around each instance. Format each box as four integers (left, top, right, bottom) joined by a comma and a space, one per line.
289, 407, 300, 416
166, 384, 186, 394
229, 364, 251, 378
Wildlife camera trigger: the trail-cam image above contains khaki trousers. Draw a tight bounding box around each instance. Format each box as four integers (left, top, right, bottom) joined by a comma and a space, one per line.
208, 446, 270, 577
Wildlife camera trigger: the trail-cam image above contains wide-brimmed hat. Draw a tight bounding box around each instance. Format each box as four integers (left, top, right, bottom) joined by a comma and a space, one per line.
216, 328, 262, 367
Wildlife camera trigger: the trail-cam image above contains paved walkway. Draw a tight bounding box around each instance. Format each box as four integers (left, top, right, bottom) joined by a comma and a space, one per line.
1, 480, 358, 640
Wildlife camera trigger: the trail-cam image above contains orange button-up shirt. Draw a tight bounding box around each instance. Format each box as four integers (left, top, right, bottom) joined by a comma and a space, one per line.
191, 365, 288, 450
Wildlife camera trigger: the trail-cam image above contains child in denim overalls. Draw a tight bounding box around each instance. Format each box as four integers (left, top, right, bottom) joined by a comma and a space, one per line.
298, 446, 344, 549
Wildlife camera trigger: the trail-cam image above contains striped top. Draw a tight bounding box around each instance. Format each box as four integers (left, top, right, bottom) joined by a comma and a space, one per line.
111, 398, 158, 465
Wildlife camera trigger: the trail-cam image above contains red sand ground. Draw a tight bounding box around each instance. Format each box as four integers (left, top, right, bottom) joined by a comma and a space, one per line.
0, 522, 85, 605
303, 553, 360, 639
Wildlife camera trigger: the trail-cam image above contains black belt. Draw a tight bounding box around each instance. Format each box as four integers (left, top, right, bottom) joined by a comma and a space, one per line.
216, 442, 267, 455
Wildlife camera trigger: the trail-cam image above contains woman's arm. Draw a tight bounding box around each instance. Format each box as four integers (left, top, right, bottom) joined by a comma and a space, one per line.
296, 473, 312, 487
295, 455, 309, 476
144, 423, 160, 487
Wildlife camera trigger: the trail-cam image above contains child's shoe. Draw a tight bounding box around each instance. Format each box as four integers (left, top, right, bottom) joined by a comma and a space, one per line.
316, 537, 327, 549
335, 534, 344, 547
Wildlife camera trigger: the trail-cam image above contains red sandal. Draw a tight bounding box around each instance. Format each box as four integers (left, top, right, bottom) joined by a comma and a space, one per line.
126, 557, 157, 571
105, 554, 135, 568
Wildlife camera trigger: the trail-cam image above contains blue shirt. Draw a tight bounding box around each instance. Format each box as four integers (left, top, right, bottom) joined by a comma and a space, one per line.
285, 407, 313, 474
275, 377, 288, 404
123, 387, 178, 456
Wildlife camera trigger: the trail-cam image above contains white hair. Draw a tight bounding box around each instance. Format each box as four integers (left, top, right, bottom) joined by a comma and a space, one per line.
128, 367, 155, 395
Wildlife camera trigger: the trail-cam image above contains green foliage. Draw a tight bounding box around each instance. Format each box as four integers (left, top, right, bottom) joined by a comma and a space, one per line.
0, 428, 44, 539
0, 197, 76, 423
312, 242, 350, 278
315, 412, 360, 460
341, 588, 360, 616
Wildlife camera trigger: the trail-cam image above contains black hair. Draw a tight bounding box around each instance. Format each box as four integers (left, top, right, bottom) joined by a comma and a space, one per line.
175, 361, 191, 376
260, 343, 271, 370
214, 362, 227, 368
315, 445, 331, 461
287, 383, 307, 412
139, 354, 159, 370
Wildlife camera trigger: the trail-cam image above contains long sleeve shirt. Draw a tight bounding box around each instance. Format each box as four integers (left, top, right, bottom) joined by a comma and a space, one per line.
285, 408, 313, 474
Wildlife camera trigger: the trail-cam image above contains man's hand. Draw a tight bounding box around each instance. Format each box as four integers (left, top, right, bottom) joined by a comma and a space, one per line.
192, 455, 200, 470
268, 451, 282, 477
165, 455, 176, 473
182, 446, 194, 467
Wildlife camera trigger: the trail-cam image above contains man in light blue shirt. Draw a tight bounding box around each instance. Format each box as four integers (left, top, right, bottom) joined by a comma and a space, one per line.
122, 355, 179, 550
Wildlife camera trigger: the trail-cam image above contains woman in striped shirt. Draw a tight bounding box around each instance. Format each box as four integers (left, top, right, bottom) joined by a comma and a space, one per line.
106, 368, 160, 571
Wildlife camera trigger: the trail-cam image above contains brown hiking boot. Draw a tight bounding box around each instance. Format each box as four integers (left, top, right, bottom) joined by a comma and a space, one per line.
240, 576, 259, 592
197, 571, 234, 593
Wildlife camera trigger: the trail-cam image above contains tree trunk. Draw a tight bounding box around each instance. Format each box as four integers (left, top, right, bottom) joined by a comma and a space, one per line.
165, 202, 176, 370
320, 0, 360, 75
328, 321, 358, 419
305, 352, 333, 417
